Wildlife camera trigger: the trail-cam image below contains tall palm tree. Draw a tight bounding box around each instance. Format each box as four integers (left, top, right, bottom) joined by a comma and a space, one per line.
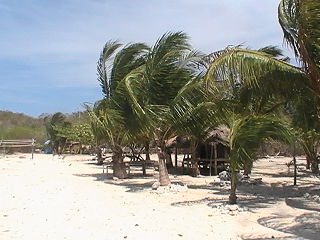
120, 32, 199, 185
89, 41, 149, 178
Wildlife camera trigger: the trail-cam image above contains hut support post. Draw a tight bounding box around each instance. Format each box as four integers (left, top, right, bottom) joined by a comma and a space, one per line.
175, 147, 178, 169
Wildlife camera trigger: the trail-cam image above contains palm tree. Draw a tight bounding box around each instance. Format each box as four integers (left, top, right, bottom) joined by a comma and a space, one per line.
203, 0, 320, 173
89, 41, 149, 178
199, 47, 296, 203
169, 79, 217, 176
44, 112, 70, 154
287, 91, 320, 172
279, 0, 320, 95
120, 32, 199, 185
223, 113, 291, 204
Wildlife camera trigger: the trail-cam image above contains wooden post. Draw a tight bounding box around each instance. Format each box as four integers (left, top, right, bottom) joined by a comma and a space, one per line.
213, 143, 218, 175
293, 142, 297, 186
31, 138, 35, 160
175, 147, 178, 173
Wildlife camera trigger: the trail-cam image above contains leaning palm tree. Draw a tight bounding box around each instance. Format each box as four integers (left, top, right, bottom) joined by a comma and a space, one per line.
222, 112, 292, 204
197, 46, 297, 203
204, 0, 320, 172
121, 32, 200, 185
88, 99, 130, 178
89, 41, 149, 178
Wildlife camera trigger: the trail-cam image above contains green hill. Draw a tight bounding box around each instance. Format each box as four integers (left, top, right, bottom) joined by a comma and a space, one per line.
0, 111, 46, 142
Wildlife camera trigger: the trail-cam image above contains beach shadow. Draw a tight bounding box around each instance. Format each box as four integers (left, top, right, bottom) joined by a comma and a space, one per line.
236, 181, 320, 210
254, 212, 320, 240
74, 172, 156, 193
285, 198, 320, 212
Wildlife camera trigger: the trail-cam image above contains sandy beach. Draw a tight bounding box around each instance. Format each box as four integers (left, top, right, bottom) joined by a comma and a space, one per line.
1, 153, 320, 240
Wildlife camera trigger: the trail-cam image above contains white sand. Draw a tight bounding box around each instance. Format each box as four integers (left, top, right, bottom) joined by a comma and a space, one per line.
1, 153, 320, 240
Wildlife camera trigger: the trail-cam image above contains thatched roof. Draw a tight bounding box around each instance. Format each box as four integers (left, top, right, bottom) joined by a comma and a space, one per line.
165, 125, 230, 149
165, 136, 190, 149
205, 125, 229, 146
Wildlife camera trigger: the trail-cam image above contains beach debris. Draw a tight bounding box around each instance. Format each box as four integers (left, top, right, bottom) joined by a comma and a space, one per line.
151, 181, 160, 190
240, 178, 263, 185
304, 193, 320, 203
151, 183, 188, 194
218, 171, 230, 181
218, 171, 243, 181
219, 181, 230, 187
211, 203, 249, 215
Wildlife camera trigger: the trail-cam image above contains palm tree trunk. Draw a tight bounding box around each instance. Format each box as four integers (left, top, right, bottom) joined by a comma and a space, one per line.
145, 141, 150, 161
112, 146, 128, 179
190, 141, 200, 177
96, 146, 104, 165
157, 146, 171, 186
229, 161, 238, 204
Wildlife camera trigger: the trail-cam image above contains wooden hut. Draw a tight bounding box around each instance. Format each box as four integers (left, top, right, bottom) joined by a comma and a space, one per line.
165, 125, 230, 175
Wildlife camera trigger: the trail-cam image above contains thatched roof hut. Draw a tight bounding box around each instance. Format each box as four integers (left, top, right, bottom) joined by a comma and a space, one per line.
204, 125, 229, 146
165, 136, 190, 149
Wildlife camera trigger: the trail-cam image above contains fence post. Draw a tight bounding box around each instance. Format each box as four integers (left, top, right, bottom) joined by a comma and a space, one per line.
31, 138, 35, 159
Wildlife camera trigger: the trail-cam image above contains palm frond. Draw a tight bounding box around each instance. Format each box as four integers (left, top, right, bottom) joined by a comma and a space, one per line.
205, 48, 307, 95
97, 40, 122, 97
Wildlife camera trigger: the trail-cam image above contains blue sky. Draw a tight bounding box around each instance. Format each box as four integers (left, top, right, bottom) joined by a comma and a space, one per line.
0, 0, 290, 117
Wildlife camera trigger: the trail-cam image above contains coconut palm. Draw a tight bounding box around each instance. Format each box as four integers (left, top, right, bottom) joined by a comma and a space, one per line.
203, 0, 320, 173
287, 91, 320, 172
44, 112, 70, 154
194, 47, 296, 203
120, 32, 199, 185
225, 113, 292, 203
279, 0, 320, 95
169, 79, 218, 176
89, 41, 149, 178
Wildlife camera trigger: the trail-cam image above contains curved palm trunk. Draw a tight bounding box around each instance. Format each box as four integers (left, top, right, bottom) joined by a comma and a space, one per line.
112, 146, 128, 179
157, 146, 171, 186
229, 159, 238, 204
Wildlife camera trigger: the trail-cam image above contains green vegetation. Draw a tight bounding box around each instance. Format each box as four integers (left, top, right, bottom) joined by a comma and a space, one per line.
0, 110, 46, 142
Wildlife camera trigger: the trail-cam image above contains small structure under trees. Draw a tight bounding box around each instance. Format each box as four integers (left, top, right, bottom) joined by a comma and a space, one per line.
166, 126, 230, 176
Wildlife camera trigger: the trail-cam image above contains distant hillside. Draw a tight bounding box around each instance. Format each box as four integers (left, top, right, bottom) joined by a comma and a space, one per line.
0, 110, 46, 142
